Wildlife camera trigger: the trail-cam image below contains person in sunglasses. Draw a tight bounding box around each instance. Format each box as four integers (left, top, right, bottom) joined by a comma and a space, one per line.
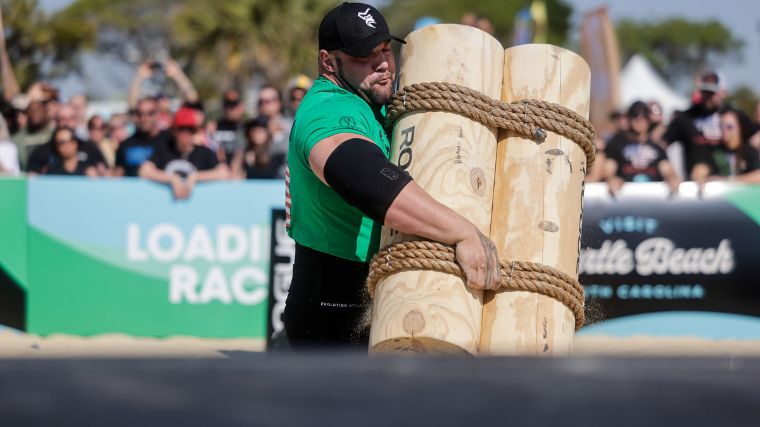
114, 97, 172, 177
691, 105, 760, 190
38, 126, 97, 177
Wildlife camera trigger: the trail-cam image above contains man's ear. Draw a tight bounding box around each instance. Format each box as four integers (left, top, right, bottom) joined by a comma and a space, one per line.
319, 49, 337, 73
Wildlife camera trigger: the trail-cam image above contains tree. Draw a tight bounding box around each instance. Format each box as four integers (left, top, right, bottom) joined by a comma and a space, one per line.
0, 0, 95, 91
726, 85, 759, 117
380, 0, 573, 47
56, 0, 339, 98
616, 18, 743, 84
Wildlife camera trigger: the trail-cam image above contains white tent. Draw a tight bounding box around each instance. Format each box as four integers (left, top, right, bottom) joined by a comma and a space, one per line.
620, 54, 689, 120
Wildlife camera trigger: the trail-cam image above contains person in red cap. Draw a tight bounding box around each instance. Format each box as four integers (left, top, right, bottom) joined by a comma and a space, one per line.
139, 107, 229, 199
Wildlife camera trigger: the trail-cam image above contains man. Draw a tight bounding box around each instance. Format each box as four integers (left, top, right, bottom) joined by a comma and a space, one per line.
212, 88, 245, 164
69, 94, 89, 141
255, 85, 292, 156
114, 97, 171, 177
604, 101, 680, 196
139, 107, 229, 199
663, 70, 725, 176
12, 99, 51, 170
284, 2, 501, 349
285, 74, 313, 117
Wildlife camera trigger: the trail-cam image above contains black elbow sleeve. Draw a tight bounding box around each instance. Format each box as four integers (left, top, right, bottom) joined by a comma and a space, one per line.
323, 138, 413, 224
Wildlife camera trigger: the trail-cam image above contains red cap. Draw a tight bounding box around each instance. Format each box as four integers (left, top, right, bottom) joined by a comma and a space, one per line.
173, 107, 200, 128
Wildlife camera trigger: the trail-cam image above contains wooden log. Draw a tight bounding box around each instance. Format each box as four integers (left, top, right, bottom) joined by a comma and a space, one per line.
480, 44, 590, 356
369, 24, 504, 354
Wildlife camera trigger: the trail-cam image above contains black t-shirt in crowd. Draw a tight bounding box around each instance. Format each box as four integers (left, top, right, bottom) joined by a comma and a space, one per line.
44, 159, 91, 176
663, 103, 722, 172
604, 133, 668, 182
213, 119, 243, 164
691, 143, 760, 178
115, 130, 171, 177
26, 140, 106, 174
148, 138, 219, 178
244, 152, 285, 179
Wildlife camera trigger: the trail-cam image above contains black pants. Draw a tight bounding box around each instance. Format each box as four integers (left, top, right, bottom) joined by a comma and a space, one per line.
283, 244, 371, 350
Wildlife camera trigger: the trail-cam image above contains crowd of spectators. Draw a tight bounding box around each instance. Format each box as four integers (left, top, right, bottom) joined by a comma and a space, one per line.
1, 55, 759, 199
588, 69, 760, 195
0, 58, 312, 199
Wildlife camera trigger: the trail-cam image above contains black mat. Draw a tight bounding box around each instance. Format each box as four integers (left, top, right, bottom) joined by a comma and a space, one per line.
1, 354, 758, 426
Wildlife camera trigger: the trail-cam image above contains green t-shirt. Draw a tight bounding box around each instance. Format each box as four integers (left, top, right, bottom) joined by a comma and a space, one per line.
286, 77, 391, 262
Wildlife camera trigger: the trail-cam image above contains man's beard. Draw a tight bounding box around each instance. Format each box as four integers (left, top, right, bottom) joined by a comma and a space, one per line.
335, 56, 394, 106
360, 73, 394, 106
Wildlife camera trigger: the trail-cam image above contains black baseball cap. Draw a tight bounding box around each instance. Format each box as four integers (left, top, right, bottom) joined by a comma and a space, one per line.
319, 2, 405, 58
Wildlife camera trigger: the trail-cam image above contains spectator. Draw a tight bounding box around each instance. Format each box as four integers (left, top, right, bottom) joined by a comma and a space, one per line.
606, 109, 628, 143
285, 75, 312, 117
27, 104, 107, 175
647, 101, 667, 146
751, 101, 760, 150
604, 101, 680, 196
155, 93, 173, 130
0, 113, 19, 175
138, 107, 228, 199
12, 99, 52, 170
584, 137, 606, 183
691, 106, 760, 189
69, 94, 89, 140
37, 127, 96, 177
1, 96, 23, 136
55, 103, 79, 129
108, 113, 131, 145
88, 115, 116, 169
128, 59, 199, 114
212, 89, 245, 164
114, 97, 171, 177
255, 85, 292, 156
663, 69, 725, 175
231, 117, 285, 180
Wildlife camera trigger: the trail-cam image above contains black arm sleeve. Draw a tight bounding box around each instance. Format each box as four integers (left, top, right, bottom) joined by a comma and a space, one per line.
323, 138, 413, 224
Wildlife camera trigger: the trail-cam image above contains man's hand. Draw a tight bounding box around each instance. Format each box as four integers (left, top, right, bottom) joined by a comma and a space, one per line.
454, 229, 501, 291
170, 175, 190, 200
164, 58, 182, 79
137, 61, 153, 80
607, 176, 624, 197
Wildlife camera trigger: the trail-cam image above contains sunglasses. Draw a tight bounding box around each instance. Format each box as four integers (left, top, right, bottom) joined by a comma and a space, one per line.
56, 138, 74, 145
137, 110, 156, 117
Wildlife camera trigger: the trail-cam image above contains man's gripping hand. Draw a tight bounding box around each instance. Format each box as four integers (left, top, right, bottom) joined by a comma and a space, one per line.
454, 228, 501, 291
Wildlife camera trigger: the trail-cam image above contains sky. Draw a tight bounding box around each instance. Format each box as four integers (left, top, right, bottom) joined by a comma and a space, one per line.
566, 0, 760, 93
38, 0, 760, 99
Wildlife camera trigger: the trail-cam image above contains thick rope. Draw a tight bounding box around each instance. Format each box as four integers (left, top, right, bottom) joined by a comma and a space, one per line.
367, 241, 585, 330
386, 82, 596, 168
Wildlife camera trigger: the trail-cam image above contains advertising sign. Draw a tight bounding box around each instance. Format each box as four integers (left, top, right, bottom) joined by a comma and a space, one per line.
267, 208, 295, 345
25, 177, 284, 338
579, 183, 760, 338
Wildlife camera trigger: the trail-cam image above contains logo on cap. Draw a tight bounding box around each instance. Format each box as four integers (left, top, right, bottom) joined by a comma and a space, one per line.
358, 8, 376, 28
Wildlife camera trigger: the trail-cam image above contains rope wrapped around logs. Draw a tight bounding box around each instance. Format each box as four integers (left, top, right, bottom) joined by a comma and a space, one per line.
367, 241, 586, 330
385, 81, 597, 167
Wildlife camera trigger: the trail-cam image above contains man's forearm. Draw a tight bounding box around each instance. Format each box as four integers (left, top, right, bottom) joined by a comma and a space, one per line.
171, 73, 199, 103
195, 165, 229, 182
138, 163, 172, 183
736, 169, 760, 184
384, 182, 476, 245
128, 77, 145, 109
